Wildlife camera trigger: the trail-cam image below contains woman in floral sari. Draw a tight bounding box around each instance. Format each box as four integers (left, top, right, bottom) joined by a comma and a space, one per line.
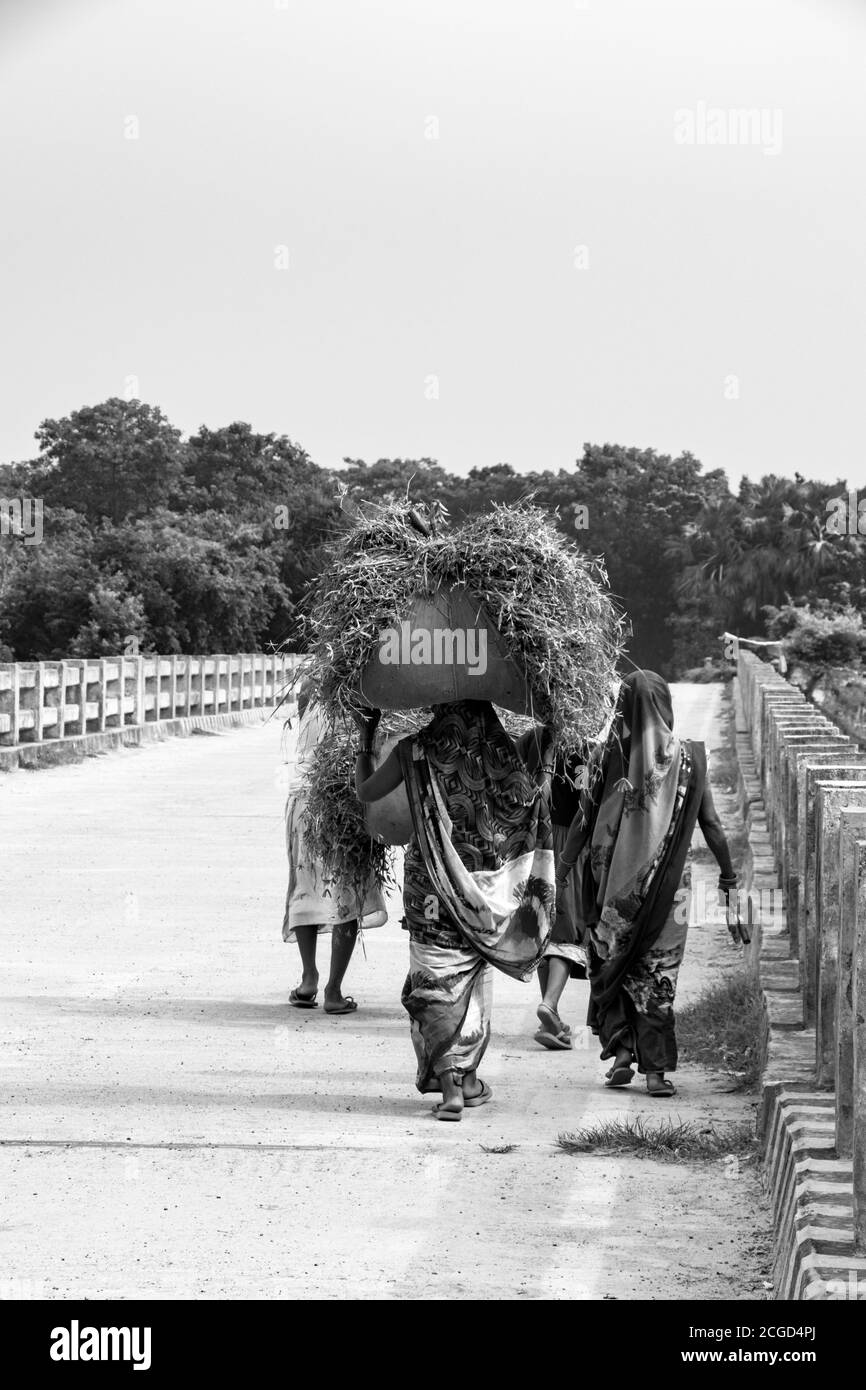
354, 700, 556, 1120
558, 671, 737, 1096
283, 679, 387, 1012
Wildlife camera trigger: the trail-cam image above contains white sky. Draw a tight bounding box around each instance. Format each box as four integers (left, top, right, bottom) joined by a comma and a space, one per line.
1, 0, 864, 487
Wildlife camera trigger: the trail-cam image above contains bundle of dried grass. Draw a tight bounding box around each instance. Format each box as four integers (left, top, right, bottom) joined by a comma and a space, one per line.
292, 500, 624, 895
301, 498, 625, 750
300, 725, 399, 904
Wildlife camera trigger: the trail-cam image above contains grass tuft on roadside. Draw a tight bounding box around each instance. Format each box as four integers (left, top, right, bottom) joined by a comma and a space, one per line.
676, 969, 764, 1090
556, 1115, 756, 1162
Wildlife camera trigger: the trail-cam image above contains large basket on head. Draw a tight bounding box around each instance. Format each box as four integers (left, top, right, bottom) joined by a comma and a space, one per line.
358, 583, 533, 715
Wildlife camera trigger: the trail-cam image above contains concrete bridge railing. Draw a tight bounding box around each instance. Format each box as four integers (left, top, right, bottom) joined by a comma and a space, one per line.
737, 649, 866, 1253
0, 652, 300, 757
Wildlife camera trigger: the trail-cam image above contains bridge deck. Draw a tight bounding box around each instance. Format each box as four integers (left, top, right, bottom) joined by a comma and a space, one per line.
0, 686, 769, 1299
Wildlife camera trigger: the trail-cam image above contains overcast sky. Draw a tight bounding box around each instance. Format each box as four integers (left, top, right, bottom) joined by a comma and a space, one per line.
1, 0, 864, 488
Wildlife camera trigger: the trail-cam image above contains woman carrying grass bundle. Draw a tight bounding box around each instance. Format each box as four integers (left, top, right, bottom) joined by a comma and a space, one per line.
283, 681, 388, 1014
354, 699, 556, 1120
557, 671, 737, 1097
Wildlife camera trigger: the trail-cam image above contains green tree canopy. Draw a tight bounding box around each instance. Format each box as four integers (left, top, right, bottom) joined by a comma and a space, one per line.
26, 398, 184, 524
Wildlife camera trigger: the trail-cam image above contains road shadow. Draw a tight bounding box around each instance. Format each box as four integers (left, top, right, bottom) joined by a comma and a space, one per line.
9, 996, 406, 1029
1, 1080, 424, 1119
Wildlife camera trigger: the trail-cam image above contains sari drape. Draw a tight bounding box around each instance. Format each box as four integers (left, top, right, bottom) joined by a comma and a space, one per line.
283, 700, 388, 936
397, 700, 556, 1090
398, 702, 556, 981
559, 672, 706, 1071
401, 937, 493, 1091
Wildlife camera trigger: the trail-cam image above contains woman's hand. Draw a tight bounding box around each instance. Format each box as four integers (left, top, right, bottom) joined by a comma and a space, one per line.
351, 705, 381, 747
718, 872, 738, 910
554, 872, 568, 917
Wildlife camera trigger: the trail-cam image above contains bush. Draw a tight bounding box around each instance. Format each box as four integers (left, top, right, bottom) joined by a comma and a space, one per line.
676, 970, 764, 1090
765, 602, 866, 670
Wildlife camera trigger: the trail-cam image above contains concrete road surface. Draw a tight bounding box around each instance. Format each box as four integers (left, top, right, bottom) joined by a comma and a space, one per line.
0, 685, 770, 1300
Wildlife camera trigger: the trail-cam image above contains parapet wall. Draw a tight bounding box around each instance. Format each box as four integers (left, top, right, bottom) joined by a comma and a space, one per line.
734, 650, 866, 1298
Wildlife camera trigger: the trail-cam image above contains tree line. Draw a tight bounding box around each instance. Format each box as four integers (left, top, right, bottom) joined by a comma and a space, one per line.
2, 397, 864, 677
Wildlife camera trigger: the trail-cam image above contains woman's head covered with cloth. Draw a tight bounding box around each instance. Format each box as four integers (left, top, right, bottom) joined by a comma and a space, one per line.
582, 670, 680, 918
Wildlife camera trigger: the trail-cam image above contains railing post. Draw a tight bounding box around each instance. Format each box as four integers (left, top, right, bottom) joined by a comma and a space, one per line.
145, 656, 152, 722
59, 660, 71, 738
187, 656, 196, 717
108, 658, 121, 729
97, 658, 108, 732
123, 655, 135, 725
212, 654, 223, 714
186, 655, 194, 717
228, 654, 237, 712
168, 654, 178, 719
33, 661, 47, 742
159, 657, 169, 721
77, 661, 89, 735
117, 655, 125, 726
45, 660, 62, 739
207, 655, 217, 716
12, 662, 21, 744
132, 656, 143, 726
195, 656, 204, 718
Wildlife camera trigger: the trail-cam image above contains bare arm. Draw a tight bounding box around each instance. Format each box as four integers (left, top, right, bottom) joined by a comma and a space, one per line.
355, 746, 404, 802
557, 812, 592, 874
697, 783, 736, 881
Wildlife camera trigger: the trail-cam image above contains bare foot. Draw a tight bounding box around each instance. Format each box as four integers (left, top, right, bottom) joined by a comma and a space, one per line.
433, 1070, 463, 1119
646, 1072, 676, 1097
537, 1002, 568, 1036
462, 1070, 483, 1102
323, 989, 358, 1014
299, 970, 319, 1000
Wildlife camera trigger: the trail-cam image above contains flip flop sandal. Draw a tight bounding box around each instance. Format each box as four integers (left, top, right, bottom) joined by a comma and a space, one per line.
432, 1102, 463, 1121
646, 1079, 677, 1098
534, 1028, 573, 1051
536, 1003, 564, 1035
289, 988, 318, 1009
323, 996, 358, 1015
604, 1065, 635, 1088
604, 1054, 634, 1078
463, 1080, 493, 1108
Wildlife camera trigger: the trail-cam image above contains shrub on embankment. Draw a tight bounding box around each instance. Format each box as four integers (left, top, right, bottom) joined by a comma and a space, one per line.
676, 971, 764, 1091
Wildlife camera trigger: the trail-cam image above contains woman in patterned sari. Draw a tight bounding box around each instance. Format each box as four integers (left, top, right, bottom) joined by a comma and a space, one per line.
283, 679, 387, 1012
558, 671, 737, 1096
354, 699, 556, 1120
